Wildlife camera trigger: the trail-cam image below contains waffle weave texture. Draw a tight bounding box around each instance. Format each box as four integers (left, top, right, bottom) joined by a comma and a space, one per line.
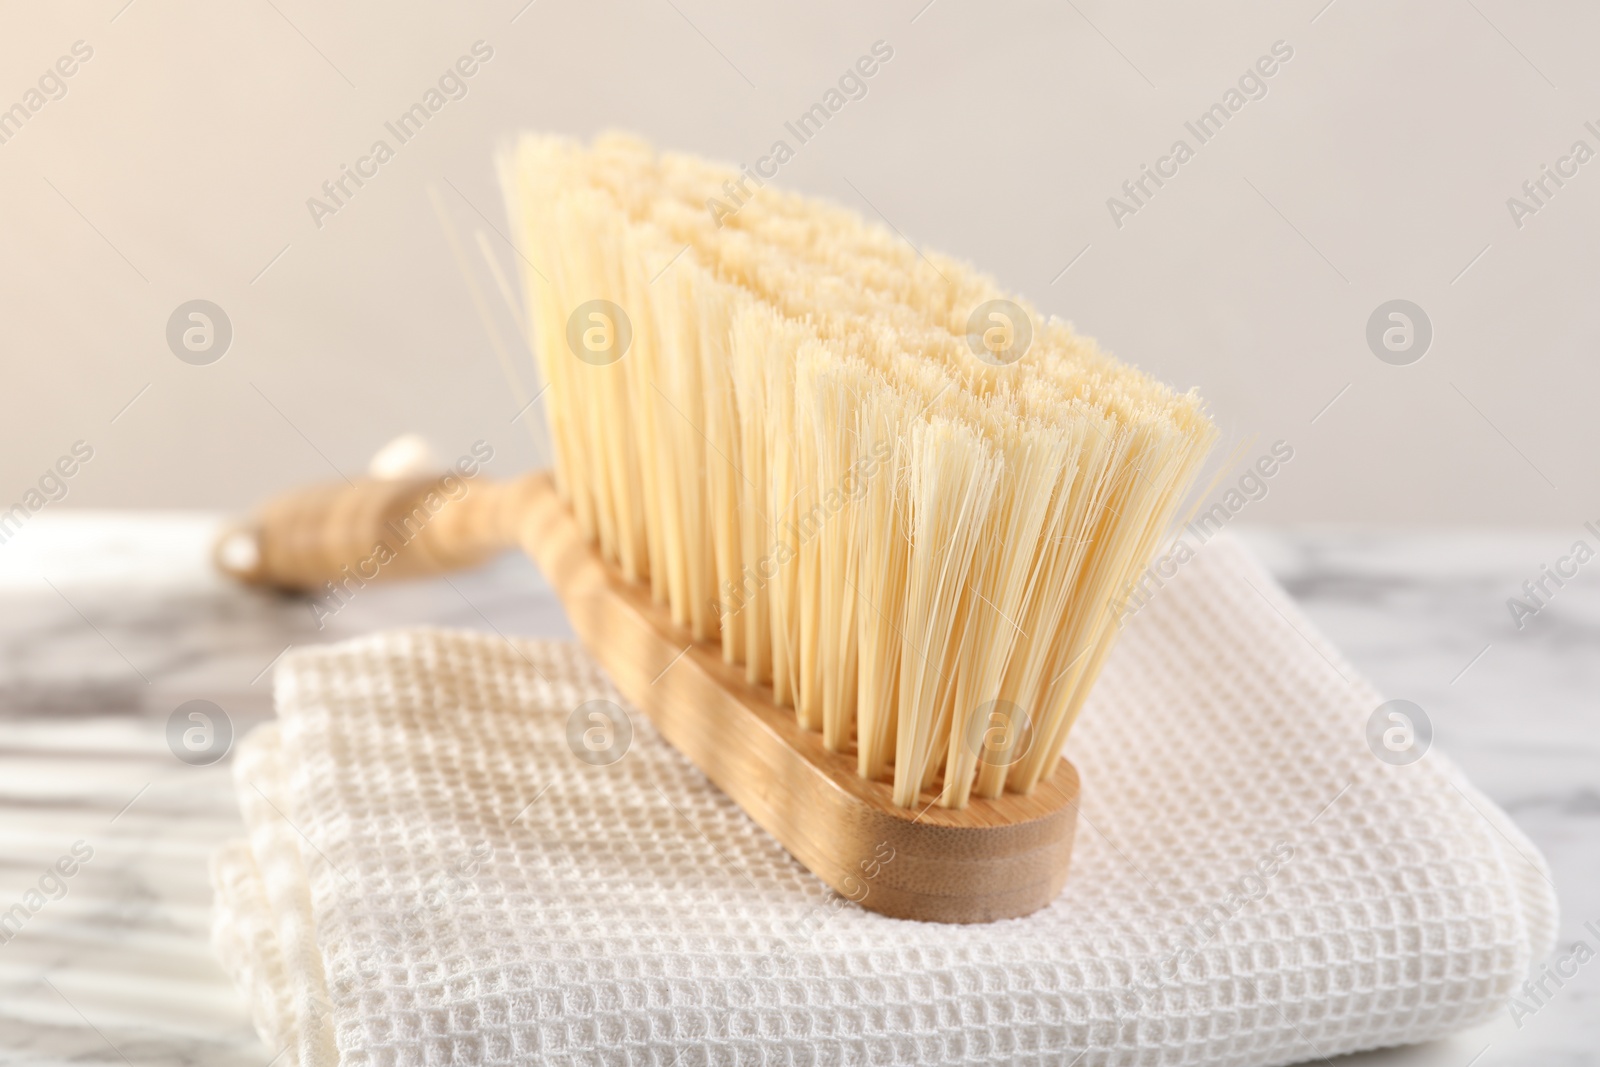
210, 533, 1557, 1066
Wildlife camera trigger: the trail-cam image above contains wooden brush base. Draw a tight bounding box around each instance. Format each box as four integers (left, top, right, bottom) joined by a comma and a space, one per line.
520, 472, 1080, 924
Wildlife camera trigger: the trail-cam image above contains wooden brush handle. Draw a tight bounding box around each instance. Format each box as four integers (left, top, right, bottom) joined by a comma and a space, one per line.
217, 470, 1079, 922
215, 473, 532, 592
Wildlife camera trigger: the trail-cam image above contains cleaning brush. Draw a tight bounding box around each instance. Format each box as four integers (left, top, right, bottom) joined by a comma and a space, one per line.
218, 134, 1216, 922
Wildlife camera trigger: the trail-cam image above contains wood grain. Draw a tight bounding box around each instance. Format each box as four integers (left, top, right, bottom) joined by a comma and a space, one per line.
517, 471, 1079, 924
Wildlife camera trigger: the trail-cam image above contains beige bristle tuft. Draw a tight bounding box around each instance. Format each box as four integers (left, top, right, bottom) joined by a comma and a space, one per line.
500, 133, 1217, 809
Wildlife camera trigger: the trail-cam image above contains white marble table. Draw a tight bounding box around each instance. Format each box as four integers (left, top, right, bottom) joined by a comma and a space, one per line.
0, 515, 1593, 1066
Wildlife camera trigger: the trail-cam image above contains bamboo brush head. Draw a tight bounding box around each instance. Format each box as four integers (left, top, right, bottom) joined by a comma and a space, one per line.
217, 134, 1218, 920
499, 133, 1218, 812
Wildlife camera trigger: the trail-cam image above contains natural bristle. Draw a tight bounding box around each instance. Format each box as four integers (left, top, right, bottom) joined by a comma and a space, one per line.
502, 134, 1217, 809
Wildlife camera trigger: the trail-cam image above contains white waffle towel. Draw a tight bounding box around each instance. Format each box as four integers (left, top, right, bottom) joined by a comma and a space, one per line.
211, 533, 1557, 1066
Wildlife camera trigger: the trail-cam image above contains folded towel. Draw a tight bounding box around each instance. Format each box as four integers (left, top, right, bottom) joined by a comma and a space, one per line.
211, 532, 1556, 1066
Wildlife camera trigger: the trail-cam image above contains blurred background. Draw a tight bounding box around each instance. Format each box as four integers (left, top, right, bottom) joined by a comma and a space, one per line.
3, 0, 1597, 523
2, 2, 1597, 1064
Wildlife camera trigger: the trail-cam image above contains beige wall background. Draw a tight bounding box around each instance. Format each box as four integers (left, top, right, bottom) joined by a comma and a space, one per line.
2, 0, 1596, 523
